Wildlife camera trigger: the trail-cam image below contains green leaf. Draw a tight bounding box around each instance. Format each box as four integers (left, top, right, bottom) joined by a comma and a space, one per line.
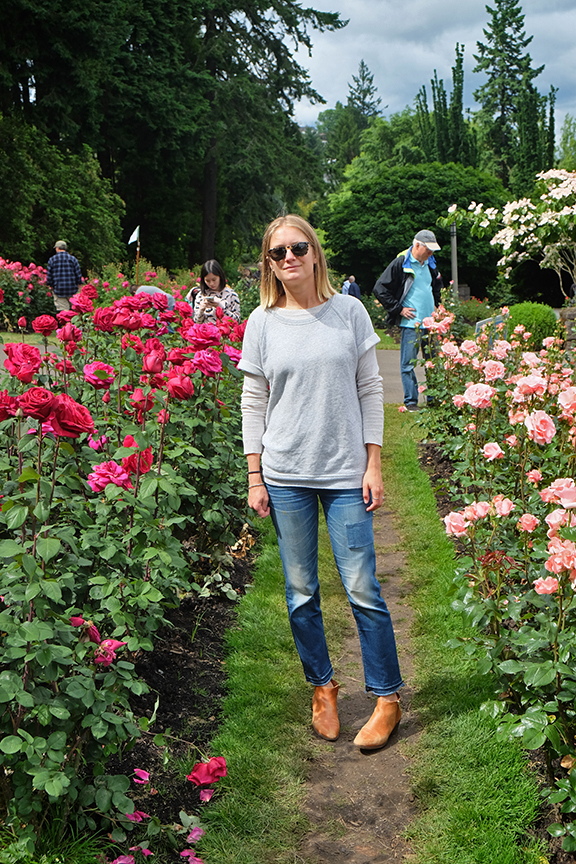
0, 736, 22, 754
6, 505, 28, 530
524, 661, 556, 688
18, 467, 40, 483
49, 705, 70, 720
95, 787, 112, 812
547, 822, 566, 837
139, 476, 158, 498
22, 554, 38, 577
36, 538, 61, 563
33, 502, 50, 522
41, 580, 62, 602
0, 540, 24, 557
563, 835, 576, 852
523, 726, 546, 750
91, 719, 108, 739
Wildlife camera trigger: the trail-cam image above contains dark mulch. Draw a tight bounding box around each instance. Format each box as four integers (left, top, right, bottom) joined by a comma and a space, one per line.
418, 441, 575, 863
105, 556, 253, 857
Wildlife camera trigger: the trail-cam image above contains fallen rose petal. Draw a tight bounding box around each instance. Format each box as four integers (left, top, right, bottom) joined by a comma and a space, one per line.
187, 827, 205, 843
125, 810, 150, 822
199, 789, 214, 803
133, 769, 150, 784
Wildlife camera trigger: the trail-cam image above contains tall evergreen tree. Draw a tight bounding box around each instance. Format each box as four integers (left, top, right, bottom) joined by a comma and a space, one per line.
431, 71, 449, 163
347, 60, 382, 123
473, 0, 544, 185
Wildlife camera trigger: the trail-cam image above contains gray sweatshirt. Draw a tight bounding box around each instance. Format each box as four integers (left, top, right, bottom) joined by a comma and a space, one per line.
239, 294, 383, 489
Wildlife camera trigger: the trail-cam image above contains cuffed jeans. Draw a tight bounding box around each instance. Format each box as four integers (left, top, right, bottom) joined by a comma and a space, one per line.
267, 486, 403, 697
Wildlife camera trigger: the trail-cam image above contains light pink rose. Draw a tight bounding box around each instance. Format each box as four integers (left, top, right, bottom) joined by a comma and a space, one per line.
558, 387, 576, 413
440, 341, 460, 358
513, 374, 547, 400
452, 394, 465, 408
493, 494, 515, 517
540, 477, 575, 504
87, 461, 133, 493
521, 351, 539, 366
421, 316, 435, 329
463, 383, 496, 409
443, 511, 469, 537
558, 486, 576, 508
482, 442, 504, 461
491, 340, 512, 360
517, 513, 539, 532
460, 339, 479, 355
534, 576, 559, 595
524, 410, 556, 445
505, 434, 518, 447
462, 501, 491, 522
483, 360, 506, 381
526, 469, 542, 485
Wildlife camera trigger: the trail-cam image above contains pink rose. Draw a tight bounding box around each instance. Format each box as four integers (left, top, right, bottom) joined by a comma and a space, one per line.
452, 394, 465, 408
70, 293, 94, 315
93, 306, 116, 333
121, 435, 153, 475
398, 405, 408, 413
19, 387, 55, 421
493, 494, 515, 517
191, 349, 222, 377
463, 383, 496, 410
183, 322, 221, 350
186, 756, 227, 786
94, 638, 127, 666
524, 410, 556, 445
526, 469, 542, 485
533, 576, 559, 595
491, 340, 511, 360
443, 511, 469, 537
460, 339, 479, 356
83, 361, 116, 390
223, 344, 242, 366
440, 341, 460, 358
87, 460, 133, 493
142, 352, 164, 374
482, 442, 504, 461
517, 513, 539, 532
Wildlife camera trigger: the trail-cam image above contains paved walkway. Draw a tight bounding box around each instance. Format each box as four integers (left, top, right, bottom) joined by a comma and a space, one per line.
376, 348, 425, 406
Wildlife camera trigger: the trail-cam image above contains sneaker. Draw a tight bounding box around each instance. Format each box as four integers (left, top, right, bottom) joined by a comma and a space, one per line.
406, 404, 420, 412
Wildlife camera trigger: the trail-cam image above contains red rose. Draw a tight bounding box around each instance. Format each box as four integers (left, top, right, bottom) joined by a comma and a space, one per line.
122, 333, 144, 354
191, 349, 222, 378
167, 347, 193, 367
57, 323, 82, 343
4, 343, 42, 383
19, 387, 55, 421
50, 393, 95, 438
174, 301, 192, 318
166, 373, 194, 400
142, 352, 164, 374
32, 315, 59, 336
93, 306, 116, 333
140, 313, 157, 330
143, 338, 166, 359
186, 756, 227, 786
231, 320, 246, 343
121, 435, 153, 475
80, 284, 99, 300
113, 309, 143, 331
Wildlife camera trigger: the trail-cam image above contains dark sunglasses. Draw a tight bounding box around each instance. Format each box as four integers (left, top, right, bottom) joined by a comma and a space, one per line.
267, 241, 311, 261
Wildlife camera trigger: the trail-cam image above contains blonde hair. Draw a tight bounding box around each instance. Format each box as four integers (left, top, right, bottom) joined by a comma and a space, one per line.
259, 215, 335, 309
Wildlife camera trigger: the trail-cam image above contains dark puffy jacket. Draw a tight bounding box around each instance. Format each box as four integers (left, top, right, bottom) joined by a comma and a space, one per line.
373, 248, 443, 326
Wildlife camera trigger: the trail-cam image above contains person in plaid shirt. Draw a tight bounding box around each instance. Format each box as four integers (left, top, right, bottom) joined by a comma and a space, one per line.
46, 241, 83, 311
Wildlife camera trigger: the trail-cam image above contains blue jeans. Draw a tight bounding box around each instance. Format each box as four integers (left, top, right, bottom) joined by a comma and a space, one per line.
267, 486, 403, 697
400, 327, 433, 407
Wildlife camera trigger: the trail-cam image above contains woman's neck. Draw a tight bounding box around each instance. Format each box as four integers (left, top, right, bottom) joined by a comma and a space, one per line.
276, 285, 323, 310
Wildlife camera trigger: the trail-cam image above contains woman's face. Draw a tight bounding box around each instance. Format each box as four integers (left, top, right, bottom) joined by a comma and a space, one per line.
267, 226, 317, 292
204, 272, 222, 293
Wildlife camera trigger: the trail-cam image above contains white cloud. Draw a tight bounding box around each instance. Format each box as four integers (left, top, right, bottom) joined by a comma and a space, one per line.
293, 0, 576, 127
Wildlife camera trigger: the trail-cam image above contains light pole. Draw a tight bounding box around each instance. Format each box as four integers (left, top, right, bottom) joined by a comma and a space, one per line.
450, 221, 459, 300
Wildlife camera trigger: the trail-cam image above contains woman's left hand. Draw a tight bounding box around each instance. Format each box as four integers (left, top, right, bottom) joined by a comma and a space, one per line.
363, 444, 384, 512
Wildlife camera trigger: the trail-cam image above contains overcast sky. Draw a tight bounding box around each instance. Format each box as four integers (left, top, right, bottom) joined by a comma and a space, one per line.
293, 0, 576, 130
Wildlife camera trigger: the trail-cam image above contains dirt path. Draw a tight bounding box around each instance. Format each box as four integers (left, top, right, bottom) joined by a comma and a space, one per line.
300, 505, 420, 863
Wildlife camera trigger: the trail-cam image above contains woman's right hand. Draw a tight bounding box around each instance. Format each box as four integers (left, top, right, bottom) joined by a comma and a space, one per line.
248, 484, 270, 518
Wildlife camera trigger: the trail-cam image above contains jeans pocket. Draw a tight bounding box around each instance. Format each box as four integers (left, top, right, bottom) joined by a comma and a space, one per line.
346, 519, 373, 549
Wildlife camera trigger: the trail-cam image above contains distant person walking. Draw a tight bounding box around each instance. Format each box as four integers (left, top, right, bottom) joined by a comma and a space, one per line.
46, 241, 83, 312
373, 230, 443, 411
347, 276, 361, 300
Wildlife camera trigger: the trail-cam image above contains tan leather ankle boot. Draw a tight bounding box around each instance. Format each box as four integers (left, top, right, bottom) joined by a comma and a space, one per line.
353, 696, 401, 750
312, 679, 340, 741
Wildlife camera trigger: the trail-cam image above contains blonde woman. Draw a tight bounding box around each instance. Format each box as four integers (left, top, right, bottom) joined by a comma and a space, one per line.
238, 215, 403, 750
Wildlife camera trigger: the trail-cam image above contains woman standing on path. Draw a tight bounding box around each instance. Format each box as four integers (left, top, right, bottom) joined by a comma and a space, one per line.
239, 215, 403, 750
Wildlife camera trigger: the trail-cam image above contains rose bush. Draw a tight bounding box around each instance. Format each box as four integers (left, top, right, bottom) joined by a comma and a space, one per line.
0, 279, 246, 849
415, 304, 576, 851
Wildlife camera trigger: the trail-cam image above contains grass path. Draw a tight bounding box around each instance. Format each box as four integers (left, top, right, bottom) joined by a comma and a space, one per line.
196, 408, 545, 863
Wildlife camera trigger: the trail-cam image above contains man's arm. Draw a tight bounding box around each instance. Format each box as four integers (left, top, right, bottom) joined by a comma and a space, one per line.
373, 258, 404, 317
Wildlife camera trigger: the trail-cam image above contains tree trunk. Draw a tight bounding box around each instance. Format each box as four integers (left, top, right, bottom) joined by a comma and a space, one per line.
201, 139, 217, 262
